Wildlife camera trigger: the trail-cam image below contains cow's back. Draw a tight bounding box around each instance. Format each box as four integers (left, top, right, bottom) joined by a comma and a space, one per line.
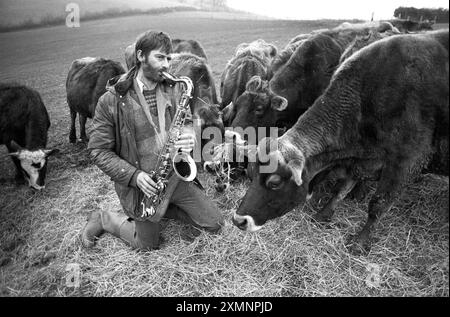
172, 39, 208, 60
0, 83, 50, 148
66, 57, 125, 118
329, 30, 448, 168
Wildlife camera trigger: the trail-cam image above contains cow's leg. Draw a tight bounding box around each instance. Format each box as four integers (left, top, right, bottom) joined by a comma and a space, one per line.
6, 144, 25, 184
346, 181, 369, 201
313, 177, 357, 223
79, 114, 88, 143
307, 169, 333, 200
69, 109, 77, 143
347, 161, 409, 255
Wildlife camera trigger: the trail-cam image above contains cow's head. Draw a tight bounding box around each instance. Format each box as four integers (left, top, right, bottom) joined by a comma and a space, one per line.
8, 141, 59, 190
220, 53, 271, 109
227, 76, 288, 133
269, 35, 339, 117
232, 136, 310, 231
194, 102, 225, 156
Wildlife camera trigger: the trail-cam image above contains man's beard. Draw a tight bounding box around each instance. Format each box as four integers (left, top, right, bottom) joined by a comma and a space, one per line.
141, 61, 165, 83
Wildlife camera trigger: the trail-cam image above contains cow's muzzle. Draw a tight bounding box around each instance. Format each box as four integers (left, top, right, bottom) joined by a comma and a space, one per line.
232, 213, 262, 232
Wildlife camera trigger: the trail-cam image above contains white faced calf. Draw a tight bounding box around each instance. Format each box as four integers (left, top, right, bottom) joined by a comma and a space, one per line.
8, 141, 58, 190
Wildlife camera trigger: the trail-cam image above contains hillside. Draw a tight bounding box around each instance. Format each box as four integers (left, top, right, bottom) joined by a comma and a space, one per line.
0, 0, 197, 28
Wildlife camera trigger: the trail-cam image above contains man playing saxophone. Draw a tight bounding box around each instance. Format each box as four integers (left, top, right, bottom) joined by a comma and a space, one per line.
81, 30, 224, 251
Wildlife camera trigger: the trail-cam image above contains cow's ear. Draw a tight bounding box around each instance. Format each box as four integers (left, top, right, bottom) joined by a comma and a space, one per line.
271, 95, 288, 111
10, 140, 23, 152
268, 44, 278, 58
246, 76, 263, 92
287, 159, 304, 186
7, 152, 19, 158
44, 148, 59, 157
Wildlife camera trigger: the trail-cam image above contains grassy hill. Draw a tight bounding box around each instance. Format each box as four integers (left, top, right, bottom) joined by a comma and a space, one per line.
0, 0, 198, 29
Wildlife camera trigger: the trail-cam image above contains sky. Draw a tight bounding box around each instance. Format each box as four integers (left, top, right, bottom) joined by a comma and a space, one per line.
227, 0, 449, 20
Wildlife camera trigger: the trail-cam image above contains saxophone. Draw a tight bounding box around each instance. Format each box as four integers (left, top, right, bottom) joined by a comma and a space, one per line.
139, 71, 197, 221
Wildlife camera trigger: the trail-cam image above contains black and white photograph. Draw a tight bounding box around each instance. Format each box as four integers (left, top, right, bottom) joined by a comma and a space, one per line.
0, 0, 448, 299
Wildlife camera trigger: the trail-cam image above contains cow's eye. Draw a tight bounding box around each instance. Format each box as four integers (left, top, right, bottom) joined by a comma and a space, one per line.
255, 106, 265, 117
266, 174, 283, 190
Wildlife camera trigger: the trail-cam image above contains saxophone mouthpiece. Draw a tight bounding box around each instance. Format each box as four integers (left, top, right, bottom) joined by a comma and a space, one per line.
161, 71, 176, 85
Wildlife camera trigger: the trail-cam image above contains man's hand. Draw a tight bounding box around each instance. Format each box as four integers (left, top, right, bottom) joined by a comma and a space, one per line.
136, 172, 159, 197
174, 132, 195, 153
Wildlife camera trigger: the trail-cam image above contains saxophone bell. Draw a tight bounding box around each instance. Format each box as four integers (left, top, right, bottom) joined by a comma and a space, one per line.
172, 151, 197, 182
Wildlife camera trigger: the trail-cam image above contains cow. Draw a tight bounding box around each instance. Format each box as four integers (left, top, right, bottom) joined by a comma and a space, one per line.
172, 39, 208, 60
232, 29, 449, 255
387, 18, 434, 33
227, 27, 386, 138
210, 31, 358, 186
270, 28, 385, 121
339, 30, 399, 64
335, 20, 400, 33
125, 39, 208, 70
124, 43, 136, 70
0, 83, 58, 189
66, 57, 126, 143
168, 53, 224, 165
220, 39, 277, 109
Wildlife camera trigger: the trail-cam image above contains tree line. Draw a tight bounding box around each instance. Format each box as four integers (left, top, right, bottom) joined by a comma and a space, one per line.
394, 6, 449, 23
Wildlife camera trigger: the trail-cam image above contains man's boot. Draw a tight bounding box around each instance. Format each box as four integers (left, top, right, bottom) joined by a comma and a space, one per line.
81, 209, 129, 248
101, 209, 130, 239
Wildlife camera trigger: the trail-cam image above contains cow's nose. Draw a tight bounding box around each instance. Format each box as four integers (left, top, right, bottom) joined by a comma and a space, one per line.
232, 214, 248, 230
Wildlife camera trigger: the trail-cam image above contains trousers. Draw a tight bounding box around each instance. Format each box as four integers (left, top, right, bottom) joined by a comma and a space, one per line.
114, 180, 224, 250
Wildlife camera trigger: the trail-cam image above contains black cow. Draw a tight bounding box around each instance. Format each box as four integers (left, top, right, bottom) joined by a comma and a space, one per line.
233, 30, 449, 254
0, 84, 58, 189
66, 57, 125, 143
220, 39, 277, 109
125, 39, 208, 70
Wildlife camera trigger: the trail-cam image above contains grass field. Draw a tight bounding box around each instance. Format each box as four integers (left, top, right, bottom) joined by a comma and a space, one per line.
0, 12, 448, 297
0, 0, 191, 27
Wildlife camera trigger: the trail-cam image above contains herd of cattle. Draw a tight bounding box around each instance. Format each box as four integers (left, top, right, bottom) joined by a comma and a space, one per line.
0, 18, 448, 254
